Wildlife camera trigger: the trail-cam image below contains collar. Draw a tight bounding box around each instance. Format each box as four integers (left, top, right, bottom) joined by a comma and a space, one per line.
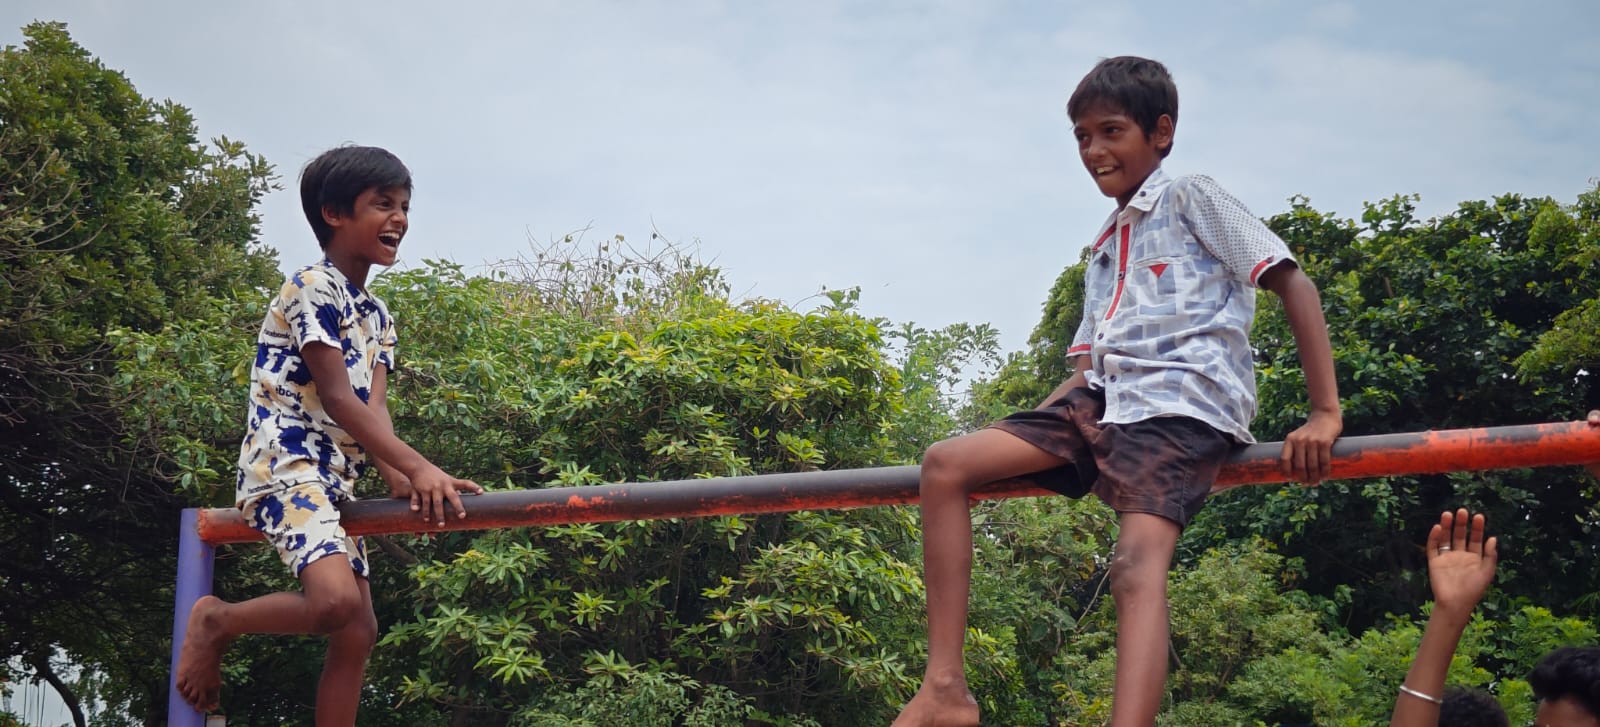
1125, 166, 1170, 213
315, 258, 371, 300
1091, 166, 1170, 259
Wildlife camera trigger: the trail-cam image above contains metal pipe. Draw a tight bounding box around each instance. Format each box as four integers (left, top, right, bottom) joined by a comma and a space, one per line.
167, 508, 214, 727
194, 420, 1600, 545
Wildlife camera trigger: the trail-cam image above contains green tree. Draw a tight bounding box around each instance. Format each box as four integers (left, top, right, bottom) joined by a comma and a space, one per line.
0, 21, 278, 724
1192, 189, 1600, 629
113, 234, 1022, 725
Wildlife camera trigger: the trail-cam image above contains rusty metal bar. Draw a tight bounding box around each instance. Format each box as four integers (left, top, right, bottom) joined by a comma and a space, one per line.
195, 420, 1600, 545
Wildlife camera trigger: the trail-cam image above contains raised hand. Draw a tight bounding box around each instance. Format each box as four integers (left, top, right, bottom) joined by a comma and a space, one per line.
1425, 509, 1498, 619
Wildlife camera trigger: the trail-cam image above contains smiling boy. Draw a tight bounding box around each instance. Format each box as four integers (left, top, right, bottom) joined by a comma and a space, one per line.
893, 57, 1343, 726
174, 146, 482, 723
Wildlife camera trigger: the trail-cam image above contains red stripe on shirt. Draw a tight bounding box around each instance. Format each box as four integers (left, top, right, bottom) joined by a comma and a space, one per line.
1091, 225, 1115, 252
1103, 224, 1131, 320
1249, 256, 1278, 286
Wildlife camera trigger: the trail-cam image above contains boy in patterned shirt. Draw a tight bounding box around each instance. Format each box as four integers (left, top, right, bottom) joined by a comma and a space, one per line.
893, 57, 1344, 726
175, 146, 482, 722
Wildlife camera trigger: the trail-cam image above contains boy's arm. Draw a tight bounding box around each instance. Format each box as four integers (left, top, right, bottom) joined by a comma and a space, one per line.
367, 364, 418, 502
1389, 510, 1498, 727
1259, 263, 1342, 483
301, 342, 482, 525
1035, 355, 1093, 408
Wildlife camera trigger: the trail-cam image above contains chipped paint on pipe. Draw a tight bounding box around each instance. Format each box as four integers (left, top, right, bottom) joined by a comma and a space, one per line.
194, 420, 1600, 545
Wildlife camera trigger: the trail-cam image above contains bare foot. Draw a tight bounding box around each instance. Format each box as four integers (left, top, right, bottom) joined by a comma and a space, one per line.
891, 680, 980, 727
175, 595, 230, 712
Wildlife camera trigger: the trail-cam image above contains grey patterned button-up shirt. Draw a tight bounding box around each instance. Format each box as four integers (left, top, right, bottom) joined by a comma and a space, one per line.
1067, 168, 1293, 444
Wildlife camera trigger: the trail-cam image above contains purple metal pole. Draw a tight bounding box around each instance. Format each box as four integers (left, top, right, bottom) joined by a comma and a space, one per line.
167, 508, 213, 727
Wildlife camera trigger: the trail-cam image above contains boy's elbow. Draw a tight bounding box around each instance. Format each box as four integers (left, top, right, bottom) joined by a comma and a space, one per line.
1262, 263, 1316, 298
319, 389, 362, 422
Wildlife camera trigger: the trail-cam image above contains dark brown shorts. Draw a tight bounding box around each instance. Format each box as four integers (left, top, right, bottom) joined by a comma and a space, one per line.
987, 387, 1233, 528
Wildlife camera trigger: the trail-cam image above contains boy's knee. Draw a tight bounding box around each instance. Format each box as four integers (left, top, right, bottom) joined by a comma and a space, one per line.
920, 439, 970, 496
308, 589, 365, 634
1107, 548, 1168, 601
332, 609, 379, 653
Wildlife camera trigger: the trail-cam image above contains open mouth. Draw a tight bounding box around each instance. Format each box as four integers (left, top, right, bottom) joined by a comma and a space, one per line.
378, 231, 402, 250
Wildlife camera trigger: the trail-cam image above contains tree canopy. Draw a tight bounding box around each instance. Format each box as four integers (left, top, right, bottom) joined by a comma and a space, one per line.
0, 21, 278, 726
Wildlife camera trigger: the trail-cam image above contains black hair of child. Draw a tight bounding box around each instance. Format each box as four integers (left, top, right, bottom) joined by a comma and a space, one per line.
1530, 646, 1600, 717
1067, 56, 1179, 159
1438, 687, 1509, 727
300, 145, 413, 248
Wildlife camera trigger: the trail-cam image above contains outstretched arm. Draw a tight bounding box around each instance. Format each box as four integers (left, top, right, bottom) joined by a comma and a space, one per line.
367, 364, 420, 502
302, 343, 482, 526
1389, 509, 1499, 727
1259, 264, 1342, 483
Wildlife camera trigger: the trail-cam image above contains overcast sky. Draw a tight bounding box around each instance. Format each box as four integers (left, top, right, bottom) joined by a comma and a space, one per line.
5, 1, 1598, 359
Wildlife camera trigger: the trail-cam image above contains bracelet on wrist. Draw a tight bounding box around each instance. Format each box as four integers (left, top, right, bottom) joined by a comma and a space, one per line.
1398, 684, 1443, 705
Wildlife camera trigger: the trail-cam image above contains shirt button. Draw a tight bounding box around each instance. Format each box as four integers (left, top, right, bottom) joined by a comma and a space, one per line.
1097, 333, 1105, 340
1108, 375, 1118, 382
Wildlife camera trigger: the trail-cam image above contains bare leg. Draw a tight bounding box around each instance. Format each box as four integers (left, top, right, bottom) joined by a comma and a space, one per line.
174, 556, 366, 712
893, 429, 1068, 727
1107, 512, 1181, 727
316, 576, 377, 727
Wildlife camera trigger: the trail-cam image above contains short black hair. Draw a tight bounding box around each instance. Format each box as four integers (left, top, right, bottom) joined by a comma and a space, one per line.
1530, 646, 1600, 717
1439, 687, 1509, 727
299, 145, 412, 247
1066, 56, 1179, 159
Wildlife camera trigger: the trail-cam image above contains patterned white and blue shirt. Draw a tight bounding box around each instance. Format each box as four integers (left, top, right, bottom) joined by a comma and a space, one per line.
1067, 167, 1293, 444
236, 260, 397, 507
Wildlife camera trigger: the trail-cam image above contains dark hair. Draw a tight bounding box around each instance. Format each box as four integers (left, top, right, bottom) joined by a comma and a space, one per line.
1530, 646, 1600, 717
1438, 687, 1509, 727
1066, 56, 1179, 159
299, 145, 412, 247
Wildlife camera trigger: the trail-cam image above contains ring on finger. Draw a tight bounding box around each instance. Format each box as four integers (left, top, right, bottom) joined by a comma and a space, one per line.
1437, 545, 1453, 552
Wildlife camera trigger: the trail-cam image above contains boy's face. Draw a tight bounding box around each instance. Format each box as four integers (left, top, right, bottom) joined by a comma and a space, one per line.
323, 185, 410, 267
1072, 103, 1173, 208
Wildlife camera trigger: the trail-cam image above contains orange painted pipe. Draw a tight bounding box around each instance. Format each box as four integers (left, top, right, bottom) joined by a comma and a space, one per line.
195, 420, 1600, 545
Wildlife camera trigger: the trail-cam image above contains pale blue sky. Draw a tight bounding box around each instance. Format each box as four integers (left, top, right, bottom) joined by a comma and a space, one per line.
5, 1, 1598, 359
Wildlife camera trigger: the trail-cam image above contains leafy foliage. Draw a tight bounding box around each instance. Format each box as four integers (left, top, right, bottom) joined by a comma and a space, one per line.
0, 21, 278, 723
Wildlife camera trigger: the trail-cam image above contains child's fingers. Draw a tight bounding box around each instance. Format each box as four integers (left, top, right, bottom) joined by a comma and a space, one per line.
1426, 523, 1445, 559
432, 489, 448, 526
1484, 536, 1499, 568
456, 478, 483, 495
1467, 512, 1487, 554
446, 487, 467, 520
1310, 443, 1331, 483
1451, 508, 1470, 551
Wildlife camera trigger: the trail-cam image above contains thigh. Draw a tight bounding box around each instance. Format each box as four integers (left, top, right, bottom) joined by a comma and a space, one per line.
926, 427, 1074, 485
245, 481, 369, 578
1092, 417, 1230, 528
